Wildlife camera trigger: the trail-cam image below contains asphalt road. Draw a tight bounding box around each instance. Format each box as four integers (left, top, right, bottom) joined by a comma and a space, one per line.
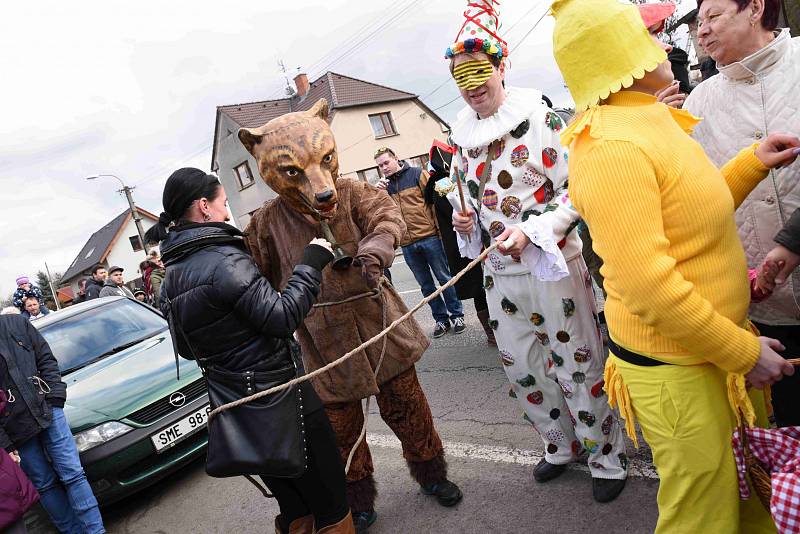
27, 258, 659, 534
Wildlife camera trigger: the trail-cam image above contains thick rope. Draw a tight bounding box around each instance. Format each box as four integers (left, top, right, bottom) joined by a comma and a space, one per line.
344, 290, 388, 473
207, 240, 502, 424
313, 287, 380, 308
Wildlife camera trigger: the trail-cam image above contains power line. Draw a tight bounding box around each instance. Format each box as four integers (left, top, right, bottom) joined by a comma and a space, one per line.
135, 1, 550, 183
509, 7, 549, 54
386, 1, 546, 110
132, 0, 426, 186
428, 5, 550, 113
307, 0, 425, 79
263, 0, 422, 101
134, 138, 215, 187
500, 2, 545, 38
343, 4, 553, 153
431, 94, 463, 113
305, 0, 420, 76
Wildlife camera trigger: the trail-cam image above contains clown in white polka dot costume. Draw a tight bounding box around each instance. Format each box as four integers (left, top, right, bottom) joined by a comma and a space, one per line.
444, 0, 628, 501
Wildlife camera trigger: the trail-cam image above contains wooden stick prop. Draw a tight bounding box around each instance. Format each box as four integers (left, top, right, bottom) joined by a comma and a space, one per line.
451, 151, 471, 243
788, 358, 800, 366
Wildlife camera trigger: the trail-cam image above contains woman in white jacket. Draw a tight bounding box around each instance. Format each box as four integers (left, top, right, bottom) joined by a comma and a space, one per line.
685, 0, 800, 427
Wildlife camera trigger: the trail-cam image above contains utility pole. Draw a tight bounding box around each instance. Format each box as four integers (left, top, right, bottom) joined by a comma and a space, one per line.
86, 174, 150, 256
44, 261, 61, 310
121, 184, 151, 256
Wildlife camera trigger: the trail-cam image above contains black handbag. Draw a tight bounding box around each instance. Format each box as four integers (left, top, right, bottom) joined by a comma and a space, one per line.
163, 294, 307, 482
202, 348, 308, 479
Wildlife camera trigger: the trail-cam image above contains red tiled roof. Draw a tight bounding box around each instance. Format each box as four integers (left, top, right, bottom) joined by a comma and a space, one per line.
217, 72, 417, 129
218, 99, 293, 129
57, 287, 74, 304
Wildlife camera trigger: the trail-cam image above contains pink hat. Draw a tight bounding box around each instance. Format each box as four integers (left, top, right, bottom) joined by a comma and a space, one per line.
638, 2, 676, 34
15, 276, 29, 286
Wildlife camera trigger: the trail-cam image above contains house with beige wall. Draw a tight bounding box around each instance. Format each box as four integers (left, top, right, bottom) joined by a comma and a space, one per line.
211, 72, 450, 228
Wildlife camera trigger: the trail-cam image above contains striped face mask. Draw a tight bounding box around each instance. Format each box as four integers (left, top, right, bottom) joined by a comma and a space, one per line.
452, 59, 494, 90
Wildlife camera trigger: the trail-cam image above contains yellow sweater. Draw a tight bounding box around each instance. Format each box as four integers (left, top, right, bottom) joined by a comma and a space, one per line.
563, 91, 769, 374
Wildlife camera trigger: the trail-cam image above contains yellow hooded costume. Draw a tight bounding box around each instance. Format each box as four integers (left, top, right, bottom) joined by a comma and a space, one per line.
551, 0, 776, 532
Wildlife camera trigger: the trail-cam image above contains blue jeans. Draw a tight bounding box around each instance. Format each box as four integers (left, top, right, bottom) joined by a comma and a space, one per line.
402, 236, 463, 323
19, 408, 105, 534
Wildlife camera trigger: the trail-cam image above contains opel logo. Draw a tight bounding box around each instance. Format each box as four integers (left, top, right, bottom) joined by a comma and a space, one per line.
169, 392, 186, 407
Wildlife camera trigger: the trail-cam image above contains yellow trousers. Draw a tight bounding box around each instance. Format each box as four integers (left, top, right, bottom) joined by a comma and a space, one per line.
610, 355, 775, 534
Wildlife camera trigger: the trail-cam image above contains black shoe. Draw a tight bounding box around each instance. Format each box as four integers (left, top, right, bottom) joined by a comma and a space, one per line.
421, 479, 463, 507
433, 321, 451, 338
352, 509, 378, 533
533, 458, 568, 483
452, 317, 466, 335
592, 477, 627, 503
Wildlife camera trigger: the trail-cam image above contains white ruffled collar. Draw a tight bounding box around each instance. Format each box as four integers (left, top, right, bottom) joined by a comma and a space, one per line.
450, 87, 543, 149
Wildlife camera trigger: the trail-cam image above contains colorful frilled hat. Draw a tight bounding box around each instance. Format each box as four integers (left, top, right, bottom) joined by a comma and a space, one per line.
445, 0, 509, 61
551, 0, 668, 112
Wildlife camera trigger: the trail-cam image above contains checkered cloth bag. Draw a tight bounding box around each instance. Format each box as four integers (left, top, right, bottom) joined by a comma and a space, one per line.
732, 425, 800, 533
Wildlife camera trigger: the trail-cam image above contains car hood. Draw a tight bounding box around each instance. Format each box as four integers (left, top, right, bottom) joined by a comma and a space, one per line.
63, 332, 203, 432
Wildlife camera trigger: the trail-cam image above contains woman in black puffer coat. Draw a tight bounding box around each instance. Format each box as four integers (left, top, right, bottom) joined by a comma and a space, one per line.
144, 168, 353, 534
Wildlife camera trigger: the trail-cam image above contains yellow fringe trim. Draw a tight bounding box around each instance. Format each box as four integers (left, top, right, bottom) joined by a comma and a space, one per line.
604, 357, 639, 448
727, 373, 756, 428
605, 357, 763, 447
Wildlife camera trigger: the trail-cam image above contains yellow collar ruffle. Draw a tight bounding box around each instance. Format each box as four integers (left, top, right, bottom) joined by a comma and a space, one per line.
560, 91, 701, 147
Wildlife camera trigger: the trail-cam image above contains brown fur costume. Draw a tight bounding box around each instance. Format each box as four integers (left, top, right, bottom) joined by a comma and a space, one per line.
240, 100, 447, 512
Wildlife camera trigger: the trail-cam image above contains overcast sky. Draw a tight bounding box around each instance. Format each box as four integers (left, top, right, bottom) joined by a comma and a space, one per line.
0, 0, 695, 299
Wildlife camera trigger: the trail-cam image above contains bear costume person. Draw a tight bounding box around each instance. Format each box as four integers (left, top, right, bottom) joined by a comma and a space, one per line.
239, 99, 463, 532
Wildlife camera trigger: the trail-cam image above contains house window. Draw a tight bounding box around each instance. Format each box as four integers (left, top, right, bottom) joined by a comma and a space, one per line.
234, 162, 255, 189
129, 235, 143, 252
407, 154, 430, 170
368, 112, 397, 138
357, 167, 381, 185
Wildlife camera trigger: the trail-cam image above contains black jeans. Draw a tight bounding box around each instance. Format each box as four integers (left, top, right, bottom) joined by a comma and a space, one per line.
261, 407, 349, 530
473, 288, 487, 314
753, 322, 800, 427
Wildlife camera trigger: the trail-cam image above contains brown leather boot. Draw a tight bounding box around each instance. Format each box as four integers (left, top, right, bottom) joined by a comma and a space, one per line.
476, 309, 497, 346
316, 511, 356, 534
275, 515, 315, 534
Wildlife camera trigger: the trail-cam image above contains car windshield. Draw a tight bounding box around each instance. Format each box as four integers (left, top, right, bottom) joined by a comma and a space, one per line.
37, 299, 168, 374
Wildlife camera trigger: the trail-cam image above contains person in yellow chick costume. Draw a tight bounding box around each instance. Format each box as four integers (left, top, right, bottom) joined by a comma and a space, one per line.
551, 0, 800, 532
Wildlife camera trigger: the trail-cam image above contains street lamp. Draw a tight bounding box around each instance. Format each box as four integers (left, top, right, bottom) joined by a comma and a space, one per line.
86, 174, 150, 255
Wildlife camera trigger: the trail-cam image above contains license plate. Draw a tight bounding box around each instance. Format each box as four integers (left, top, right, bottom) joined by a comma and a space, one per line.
150, 404, 210, 453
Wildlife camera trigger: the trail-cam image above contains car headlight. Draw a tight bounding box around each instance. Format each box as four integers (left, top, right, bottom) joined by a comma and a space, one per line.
74, 422, 134, 452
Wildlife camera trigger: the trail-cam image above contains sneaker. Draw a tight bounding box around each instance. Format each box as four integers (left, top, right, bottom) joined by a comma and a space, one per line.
352, 509, 378, 534
592, 477, 627, 503
421, 479, 463, 507
433, 321, 451, 338
452, 317, 466, 335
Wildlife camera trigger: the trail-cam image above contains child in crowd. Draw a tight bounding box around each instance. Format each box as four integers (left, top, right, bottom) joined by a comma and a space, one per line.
12, 276, 49, 315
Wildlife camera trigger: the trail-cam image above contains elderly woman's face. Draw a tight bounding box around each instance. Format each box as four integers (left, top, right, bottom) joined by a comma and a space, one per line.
698, 0, 763, 65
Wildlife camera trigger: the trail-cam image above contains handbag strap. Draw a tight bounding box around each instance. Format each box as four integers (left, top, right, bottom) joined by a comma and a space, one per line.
166, 294, 283, 499
163, 294, 186, 381
243, 474, 274, 499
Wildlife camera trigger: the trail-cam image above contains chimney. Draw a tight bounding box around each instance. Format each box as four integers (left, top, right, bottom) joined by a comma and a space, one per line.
294, 73, 309, 97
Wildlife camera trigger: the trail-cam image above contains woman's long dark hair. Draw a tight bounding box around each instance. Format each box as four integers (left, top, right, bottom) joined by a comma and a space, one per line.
144, 168, 221, 244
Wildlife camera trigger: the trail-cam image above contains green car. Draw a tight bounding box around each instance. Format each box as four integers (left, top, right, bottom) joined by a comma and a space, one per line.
33, 296, 209, 505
